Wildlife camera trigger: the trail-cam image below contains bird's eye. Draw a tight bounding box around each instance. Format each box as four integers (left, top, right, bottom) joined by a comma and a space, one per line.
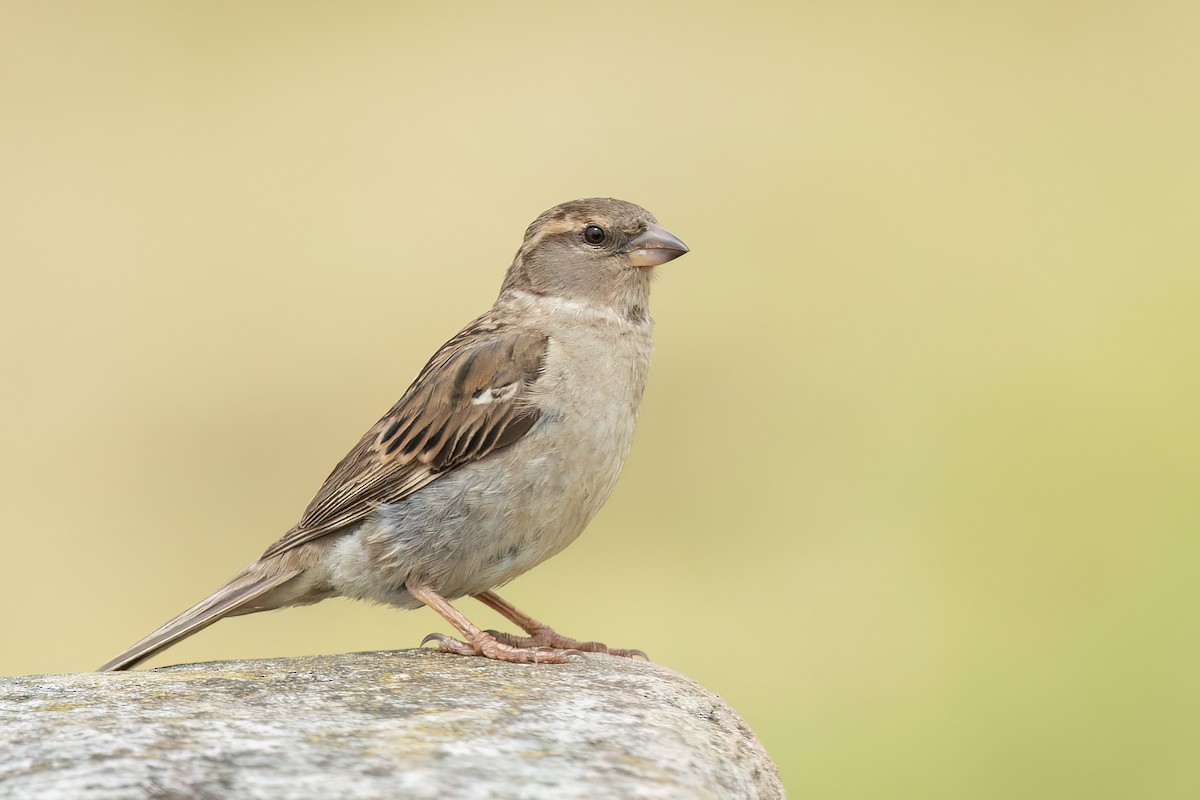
583, 225, 607, 245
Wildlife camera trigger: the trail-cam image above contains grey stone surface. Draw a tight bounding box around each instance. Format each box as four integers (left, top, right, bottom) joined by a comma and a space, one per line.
0, 650, 784, 799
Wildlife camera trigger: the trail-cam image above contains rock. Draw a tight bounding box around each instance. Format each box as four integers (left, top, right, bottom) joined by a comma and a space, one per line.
0, 649, 784, 799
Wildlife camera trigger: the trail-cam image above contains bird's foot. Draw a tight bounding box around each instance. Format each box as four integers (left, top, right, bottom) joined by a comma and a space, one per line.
420, 631, 583, 664
471, 590, 650, 660
483, 626, 647, 660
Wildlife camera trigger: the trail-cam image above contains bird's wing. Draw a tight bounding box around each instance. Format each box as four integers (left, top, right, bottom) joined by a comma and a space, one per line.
261, 314, 548, 559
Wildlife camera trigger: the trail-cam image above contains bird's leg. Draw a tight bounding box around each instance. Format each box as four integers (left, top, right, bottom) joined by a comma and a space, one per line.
473, 590, 647, 659
408, 583, 581, 664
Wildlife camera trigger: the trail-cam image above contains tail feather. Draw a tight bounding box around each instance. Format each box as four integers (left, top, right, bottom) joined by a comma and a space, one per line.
97, 566, 302, 672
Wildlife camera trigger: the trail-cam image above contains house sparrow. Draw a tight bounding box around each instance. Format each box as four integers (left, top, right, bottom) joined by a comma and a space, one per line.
99, 198, 688, 671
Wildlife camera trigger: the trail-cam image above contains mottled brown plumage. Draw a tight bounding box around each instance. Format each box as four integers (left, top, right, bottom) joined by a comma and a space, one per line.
99, 198, 687, 672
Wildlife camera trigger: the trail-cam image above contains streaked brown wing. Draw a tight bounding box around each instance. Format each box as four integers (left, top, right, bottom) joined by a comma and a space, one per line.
261, 314, 548, 559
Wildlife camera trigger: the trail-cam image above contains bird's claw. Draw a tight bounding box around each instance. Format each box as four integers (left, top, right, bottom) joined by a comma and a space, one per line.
419, 631, 585, 664
420, 632, 476, 656
481, 628, 647, 660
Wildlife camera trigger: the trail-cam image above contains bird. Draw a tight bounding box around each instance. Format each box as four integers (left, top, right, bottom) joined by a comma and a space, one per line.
98, 197, 689, 671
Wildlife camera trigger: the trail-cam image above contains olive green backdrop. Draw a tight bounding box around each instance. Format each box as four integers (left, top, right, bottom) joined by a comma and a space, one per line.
2, 2, 1197, 797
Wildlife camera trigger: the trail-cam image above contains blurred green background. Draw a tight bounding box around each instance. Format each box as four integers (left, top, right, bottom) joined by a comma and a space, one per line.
2, 2, 1197, 797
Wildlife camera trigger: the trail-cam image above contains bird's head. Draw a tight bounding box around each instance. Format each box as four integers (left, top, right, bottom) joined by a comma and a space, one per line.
501, 198, 688, 312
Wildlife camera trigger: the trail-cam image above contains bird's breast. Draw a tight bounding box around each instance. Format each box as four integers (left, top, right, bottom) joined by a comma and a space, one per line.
516, 316, 654, 532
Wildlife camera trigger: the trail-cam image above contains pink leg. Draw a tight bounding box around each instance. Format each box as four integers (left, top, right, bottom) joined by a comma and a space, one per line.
409, 583, 581, 664
473, 590, 647, 659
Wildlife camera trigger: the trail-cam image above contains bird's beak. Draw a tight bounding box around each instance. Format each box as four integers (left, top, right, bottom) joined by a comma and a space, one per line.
624, 223, 689, 267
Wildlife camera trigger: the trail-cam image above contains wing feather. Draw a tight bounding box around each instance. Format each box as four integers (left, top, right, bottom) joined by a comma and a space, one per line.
261, 314, 548, 559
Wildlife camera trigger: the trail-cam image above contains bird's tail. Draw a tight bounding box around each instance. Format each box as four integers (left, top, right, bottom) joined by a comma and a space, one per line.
97, 564, 303, 672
